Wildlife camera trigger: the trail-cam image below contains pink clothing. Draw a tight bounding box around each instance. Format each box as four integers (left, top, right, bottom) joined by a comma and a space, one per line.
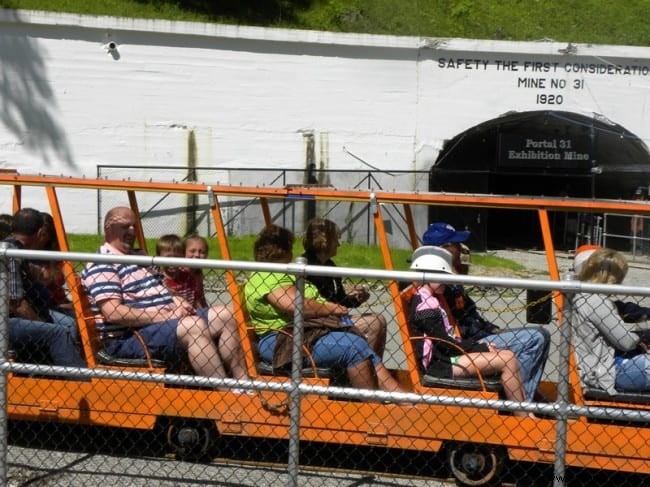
415, 285, 453, 369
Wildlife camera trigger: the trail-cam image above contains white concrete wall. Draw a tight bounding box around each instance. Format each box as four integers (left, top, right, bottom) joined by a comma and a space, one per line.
1, 9, 649, 234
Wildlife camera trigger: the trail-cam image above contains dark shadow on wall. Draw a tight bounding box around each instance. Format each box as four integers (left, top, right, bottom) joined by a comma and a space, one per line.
131, 0, 314, 25
0, 9, 75, 169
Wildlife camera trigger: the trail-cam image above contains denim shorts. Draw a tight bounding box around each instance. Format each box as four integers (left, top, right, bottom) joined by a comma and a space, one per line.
258, 329, 378, 370
106, 308, 209, 367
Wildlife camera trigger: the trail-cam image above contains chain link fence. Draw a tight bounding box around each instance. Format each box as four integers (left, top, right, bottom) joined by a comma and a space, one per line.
95, 165, 430, 249
2, 246, 649, 486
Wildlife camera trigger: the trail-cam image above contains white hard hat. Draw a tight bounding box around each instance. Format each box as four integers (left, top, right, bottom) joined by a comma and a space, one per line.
410, 246, 454, 273
411, 245, 436, 263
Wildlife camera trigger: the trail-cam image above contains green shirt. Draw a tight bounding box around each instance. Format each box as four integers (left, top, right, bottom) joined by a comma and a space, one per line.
244, 271, 325, 336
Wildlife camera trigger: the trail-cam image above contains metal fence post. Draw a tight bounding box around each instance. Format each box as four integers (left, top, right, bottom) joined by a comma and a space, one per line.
287, 256, 307, 487
0, 242, 8, 485
553, 272, 576, 487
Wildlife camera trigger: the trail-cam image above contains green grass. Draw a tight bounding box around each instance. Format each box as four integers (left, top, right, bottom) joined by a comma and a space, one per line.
67, 233, 412, 269
67, 233, 514, 273
0, 0, 215, 22
2, 0, 649, 46
67, 234, 105, 254
471, 253, 525, 272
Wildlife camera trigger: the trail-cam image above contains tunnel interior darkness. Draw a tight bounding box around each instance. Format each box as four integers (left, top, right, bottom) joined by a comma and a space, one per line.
428, 110, 650, 250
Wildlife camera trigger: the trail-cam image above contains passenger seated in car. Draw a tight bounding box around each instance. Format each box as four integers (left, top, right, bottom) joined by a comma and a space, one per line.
4, 208, 85, 367
184, 234, 209, 309
421, 222, 550, 401
27, 212, 75, 321
82, 207, 247, 382
574, 244, 650, 323
302, 217, 386, 356
244, 224, 405, 394
572, 248, 650, 394
409, 246, 533, 418
156, 234, 207, 309
0, 213, 13, 240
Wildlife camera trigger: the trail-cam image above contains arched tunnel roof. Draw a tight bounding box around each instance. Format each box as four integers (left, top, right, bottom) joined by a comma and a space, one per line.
432, 110, 650, 199
429, 110, 650, 249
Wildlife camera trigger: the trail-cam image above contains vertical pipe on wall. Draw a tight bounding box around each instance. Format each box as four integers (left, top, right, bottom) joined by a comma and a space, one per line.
186, 129, 198, 235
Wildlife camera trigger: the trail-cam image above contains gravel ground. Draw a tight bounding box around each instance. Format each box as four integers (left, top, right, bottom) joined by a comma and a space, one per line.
489, 249, 650, 286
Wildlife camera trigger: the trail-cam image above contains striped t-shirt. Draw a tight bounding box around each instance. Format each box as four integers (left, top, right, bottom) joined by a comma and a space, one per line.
81, 243, 175, 334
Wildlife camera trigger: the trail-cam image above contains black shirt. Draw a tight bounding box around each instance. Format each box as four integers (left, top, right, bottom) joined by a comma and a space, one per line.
302, 250, 362, 308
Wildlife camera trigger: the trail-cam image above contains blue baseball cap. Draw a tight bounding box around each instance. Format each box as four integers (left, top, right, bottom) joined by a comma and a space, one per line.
422, 222, 470, 246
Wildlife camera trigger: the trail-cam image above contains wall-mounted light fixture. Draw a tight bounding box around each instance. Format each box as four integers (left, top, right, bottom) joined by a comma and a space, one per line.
103, 40, 120, 60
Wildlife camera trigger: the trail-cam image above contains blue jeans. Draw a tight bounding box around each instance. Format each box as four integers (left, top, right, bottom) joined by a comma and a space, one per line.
480, 327, 550, 400
50, 309, 79, 343
9, 317, 85, 367
258, 330, 378, 370
616, 354, 650, 391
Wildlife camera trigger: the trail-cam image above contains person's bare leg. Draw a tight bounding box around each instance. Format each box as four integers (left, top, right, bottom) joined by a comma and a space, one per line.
352, 313, 387, 357
346, 359, 378, 389
454, 351, 532, 418
177, 315, 227, 378
375, 363, 407, 393
207, 306, 249, 381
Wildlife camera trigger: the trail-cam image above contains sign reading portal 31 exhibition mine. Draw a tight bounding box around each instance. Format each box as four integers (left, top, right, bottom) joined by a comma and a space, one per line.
498, 134, 592, 169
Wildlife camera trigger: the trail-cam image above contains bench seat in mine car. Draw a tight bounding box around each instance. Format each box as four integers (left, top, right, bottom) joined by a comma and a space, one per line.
422, 373, 503, 392
583, 386, 650, 405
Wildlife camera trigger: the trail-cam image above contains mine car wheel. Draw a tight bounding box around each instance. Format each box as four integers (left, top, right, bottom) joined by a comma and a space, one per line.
447, 442, 505, 486
166, 419, 217, 462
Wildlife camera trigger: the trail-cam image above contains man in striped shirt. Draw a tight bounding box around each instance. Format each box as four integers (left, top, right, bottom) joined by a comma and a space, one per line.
82, 207, 247, 381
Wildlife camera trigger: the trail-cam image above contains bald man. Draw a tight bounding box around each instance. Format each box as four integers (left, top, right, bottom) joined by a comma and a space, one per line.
81, 207, 247, 382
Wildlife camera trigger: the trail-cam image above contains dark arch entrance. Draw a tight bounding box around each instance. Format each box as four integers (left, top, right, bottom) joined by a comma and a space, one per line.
428, 110, 650, 250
